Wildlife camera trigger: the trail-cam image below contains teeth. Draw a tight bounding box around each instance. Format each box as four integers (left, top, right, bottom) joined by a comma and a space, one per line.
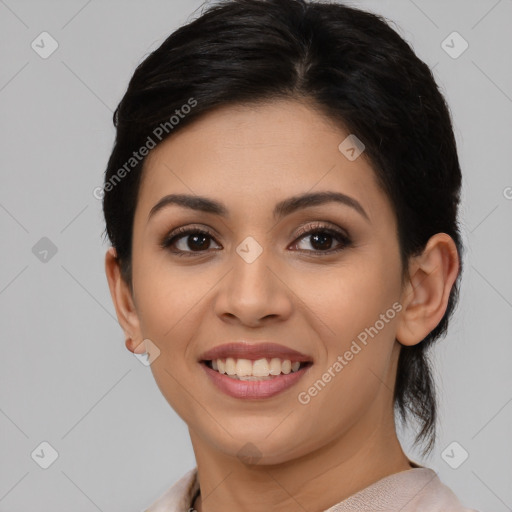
225, 357, 236, 375
281, 360, 291, 374
210, 357, 305, 378
269, 357, 282, 375
252, 358, 270, 377
235, 358, 252, 377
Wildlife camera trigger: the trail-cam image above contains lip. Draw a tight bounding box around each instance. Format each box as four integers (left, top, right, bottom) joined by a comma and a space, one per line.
199, 342, 313, 363
200, 361, 313, 399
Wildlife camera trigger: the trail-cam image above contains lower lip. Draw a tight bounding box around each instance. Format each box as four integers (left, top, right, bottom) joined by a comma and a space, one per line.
200, 362, 312, 399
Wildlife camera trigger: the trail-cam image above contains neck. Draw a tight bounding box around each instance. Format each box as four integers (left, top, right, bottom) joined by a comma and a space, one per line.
189, 403, 413, 512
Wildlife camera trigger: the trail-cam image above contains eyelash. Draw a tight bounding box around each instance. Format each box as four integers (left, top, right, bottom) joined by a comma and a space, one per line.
160, 222, 352, 258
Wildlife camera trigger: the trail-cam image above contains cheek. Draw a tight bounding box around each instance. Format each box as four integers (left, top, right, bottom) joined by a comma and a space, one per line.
131, 263, 210, 400
135, 270, 207, 423
297, 253, 401, 398
299, 256, 400, 340
132, 245, 211, 343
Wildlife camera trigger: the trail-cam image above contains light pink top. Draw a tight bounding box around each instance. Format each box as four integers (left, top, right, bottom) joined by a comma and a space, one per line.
145, 464, 478, 511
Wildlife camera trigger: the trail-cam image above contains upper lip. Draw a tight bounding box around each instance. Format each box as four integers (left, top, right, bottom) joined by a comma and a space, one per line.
199, 342, 313, 363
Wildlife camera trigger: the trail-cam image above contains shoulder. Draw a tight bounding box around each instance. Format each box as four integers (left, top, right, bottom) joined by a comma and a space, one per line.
144, 467, 198, 512
399, 468, 479, 512
325, 467, 479, 512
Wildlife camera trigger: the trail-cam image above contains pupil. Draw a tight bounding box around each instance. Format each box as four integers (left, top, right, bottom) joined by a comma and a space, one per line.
311, 233, 332, 250
189, 234, 209, 251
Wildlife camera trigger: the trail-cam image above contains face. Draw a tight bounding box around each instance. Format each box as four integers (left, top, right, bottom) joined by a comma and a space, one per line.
123, 99, 406, 464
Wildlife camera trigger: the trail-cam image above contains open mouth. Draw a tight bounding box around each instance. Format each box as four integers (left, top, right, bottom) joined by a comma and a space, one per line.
201, 358, 313, 381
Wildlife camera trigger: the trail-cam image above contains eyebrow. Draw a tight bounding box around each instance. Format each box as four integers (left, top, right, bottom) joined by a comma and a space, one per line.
148, 191, 370, 223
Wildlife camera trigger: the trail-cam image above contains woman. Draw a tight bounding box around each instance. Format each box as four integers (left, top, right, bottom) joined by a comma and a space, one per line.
102, 0, 478, 510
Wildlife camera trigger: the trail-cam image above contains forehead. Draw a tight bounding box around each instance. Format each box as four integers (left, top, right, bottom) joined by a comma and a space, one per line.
135, 99, 389, 224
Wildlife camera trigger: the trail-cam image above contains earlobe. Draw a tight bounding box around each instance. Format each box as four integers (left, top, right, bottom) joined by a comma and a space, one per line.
396, 233, 460, 347
125, 337, 146, 354
104, 247, 142, 353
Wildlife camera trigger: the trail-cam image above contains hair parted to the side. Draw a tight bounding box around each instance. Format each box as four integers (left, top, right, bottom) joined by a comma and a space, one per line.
102, 0, 464, 457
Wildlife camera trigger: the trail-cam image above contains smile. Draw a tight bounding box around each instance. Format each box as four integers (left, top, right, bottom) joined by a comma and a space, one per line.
200, 358, 313, 399
207, 357, 308, 377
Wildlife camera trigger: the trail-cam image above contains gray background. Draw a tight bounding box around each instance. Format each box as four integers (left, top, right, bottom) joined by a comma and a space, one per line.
0, 0, 511, 510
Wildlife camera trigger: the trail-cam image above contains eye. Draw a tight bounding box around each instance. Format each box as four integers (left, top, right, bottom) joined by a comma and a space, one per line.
160, 226, 221, 257
290, 222, 352, 254
160, 222, 352, 257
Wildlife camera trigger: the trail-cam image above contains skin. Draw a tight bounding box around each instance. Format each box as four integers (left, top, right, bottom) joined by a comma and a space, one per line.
105, 99, 459, 512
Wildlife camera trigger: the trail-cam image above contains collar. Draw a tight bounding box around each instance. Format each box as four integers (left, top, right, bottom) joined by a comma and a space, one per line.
145, 465, 476, 511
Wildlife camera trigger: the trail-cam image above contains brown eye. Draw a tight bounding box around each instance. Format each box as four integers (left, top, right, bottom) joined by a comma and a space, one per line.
160, 223, 352, 258
294, 229, 350, 252
291, 224, 352, 254
161, 228, 221, 256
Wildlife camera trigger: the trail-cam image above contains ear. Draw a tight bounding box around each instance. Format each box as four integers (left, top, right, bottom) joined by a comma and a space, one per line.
104, 247, 145, 354
396, 233, 460, 347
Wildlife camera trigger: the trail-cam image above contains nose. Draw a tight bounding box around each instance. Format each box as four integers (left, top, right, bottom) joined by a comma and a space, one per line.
213, 248, 293, 327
